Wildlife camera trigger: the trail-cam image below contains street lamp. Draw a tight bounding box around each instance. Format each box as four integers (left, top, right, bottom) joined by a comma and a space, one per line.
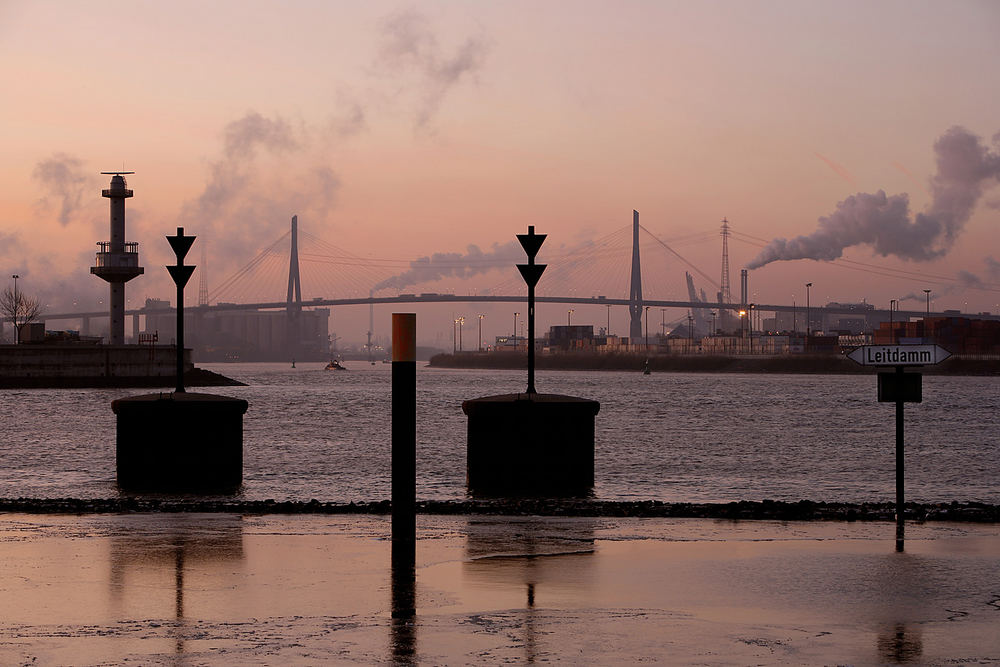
11, 274, 20, 344
644, 306, 649, 349
453, 318, 458, 354
923, 289, 932, 343
606, 304, 611, 337
710, 311, 717, 337
478, 313, 484, 351
805, 282, 812, 337
567, 309, 574, 326
513, 312, 519, 343
458, 316, 465, 351
660, 308, 666, 338
738, 309, 747, 353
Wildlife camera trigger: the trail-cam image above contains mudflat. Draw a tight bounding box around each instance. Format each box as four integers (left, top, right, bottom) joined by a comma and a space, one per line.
0, 513, 997, 665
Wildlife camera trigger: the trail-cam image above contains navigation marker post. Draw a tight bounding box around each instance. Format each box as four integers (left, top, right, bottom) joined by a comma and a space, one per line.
847, 344, 951, 551
462, 224, 600, 497
516, 225, 546, 394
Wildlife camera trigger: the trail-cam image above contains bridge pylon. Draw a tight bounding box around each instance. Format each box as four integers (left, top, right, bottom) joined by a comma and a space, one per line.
286, 215, 302, 360
629, 210, 643, 342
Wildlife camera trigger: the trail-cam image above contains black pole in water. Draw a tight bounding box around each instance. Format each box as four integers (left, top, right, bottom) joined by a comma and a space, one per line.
166, 228, 196, 394
392, 313, 417, 567
516, 227, 546, 395
895, 365, 905, 552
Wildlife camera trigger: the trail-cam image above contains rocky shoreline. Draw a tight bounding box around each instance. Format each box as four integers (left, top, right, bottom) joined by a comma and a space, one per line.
1, 497, 997, 522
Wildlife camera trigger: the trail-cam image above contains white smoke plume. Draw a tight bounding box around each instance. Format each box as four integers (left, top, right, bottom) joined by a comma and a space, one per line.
376, 8, 489, 129
897, 257, 999, 303
32, 153, 91, 226
748, 127, 1000, 269
190, 112, 299, 222
374, 241, 521, 292
180, 112, 344, 280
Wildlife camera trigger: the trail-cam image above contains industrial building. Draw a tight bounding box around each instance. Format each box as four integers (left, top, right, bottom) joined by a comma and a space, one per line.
142, 299, 330, 361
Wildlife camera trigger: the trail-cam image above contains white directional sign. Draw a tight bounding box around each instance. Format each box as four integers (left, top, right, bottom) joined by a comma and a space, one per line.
847, 344, 951, 367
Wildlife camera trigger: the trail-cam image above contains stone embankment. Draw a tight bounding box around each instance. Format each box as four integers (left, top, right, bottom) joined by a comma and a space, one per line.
1, 497, 997, 522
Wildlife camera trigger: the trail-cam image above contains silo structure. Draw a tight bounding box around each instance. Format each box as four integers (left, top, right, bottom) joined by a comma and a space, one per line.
91, 172, 144, 344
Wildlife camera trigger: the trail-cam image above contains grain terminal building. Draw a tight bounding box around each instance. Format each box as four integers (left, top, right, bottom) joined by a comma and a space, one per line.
142, 299, 330, 362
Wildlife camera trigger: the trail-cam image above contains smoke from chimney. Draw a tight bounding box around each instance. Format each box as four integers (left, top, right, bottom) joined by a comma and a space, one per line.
748, 127, 1000, 270
32, 153, 92, 226
373, 241, 522, 292
375, 8, 490, 130
897, 256, 1000, 302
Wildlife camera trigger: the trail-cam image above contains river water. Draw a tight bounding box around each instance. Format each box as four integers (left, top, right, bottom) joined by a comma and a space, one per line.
1, 362, 996, 504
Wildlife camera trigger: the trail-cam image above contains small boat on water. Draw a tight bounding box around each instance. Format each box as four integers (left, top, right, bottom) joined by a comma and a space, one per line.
325, 359, 347, 371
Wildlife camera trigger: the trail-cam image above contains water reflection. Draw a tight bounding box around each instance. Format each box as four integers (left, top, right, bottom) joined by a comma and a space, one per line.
108, 515, 245, 657
390, 548, 417, 664
864, 550, 934, 664
877, 623, 923, 664
463, 517, 596, 663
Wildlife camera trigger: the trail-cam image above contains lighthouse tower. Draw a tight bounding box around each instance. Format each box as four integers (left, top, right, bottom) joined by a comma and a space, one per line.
91, 172, 144, 344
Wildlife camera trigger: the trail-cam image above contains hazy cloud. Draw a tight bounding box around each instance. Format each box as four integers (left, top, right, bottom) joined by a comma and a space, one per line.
0, 231, 22, 258
986, 255, 1000, 280
32, 153, 90, 225
191, 112, 299, 221
374, 241, 521, 291
330, 91, 367, 137
376, 8, 489, 129
898, 257, 1000, 303
178, 111, 345, 277
748, 127, 1000, 269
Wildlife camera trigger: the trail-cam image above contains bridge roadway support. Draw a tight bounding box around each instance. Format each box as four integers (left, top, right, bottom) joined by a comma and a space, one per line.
629, 210, 643, 342
463, 393, 600, 496
112, 392, 248, 493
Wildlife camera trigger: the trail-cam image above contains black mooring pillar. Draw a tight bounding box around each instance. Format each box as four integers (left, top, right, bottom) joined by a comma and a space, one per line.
464, 393, 600, 496
113, 392, 248, 493
392, 313, 417, 563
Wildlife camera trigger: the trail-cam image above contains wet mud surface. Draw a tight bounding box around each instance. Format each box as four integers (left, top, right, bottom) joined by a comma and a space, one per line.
1, 514, 998, 664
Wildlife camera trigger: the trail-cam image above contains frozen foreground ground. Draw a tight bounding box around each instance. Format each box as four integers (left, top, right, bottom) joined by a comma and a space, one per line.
0, 514, 997, 665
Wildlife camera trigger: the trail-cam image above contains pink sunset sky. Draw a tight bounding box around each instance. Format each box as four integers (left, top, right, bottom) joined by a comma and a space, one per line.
1, 0, 998, 344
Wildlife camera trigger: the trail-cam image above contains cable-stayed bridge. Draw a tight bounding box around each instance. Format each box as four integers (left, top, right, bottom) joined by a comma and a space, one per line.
44, 212, 999, 339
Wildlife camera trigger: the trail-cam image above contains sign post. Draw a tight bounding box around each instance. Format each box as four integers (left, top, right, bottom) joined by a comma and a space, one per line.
847, 344, 951, 551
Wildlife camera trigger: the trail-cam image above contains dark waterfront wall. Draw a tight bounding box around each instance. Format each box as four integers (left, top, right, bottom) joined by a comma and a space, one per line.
0, 344, 190, 378
429, 352, 1000, 375
0, 345, 242, 388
